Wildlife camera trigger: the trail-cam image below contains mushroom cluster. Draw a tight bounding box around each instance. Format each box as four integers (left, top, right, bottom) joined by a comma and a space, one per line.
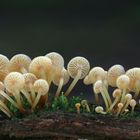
0, 53, 139, 118
0, 53, 90, 118
84, 65, 138, 116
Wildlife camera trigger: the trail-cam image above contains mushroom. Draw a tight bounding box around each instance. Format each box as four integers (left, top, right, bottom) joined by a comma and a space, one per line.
64, 57, 90, 96
8, 54, 31, 73
4, 72, 25, 113
75, 103, 81, 114
31, 79, 49, 111
53, 68, 70, 98
108, 89, 121, 113
95, 106, 106, 114
129, 99, 136, 114
81, 100, 90, 112
107, 65, 125, 87
120, 93, 132, 114
29, 56, 52, 84
45, 52, 64, 75
116, 103, 124, 116
0, 82, 19, 111
93, 80, 109, 110
116, 75, 130, 103
23, 73, 37, 102
83, 67, 107, 105
126, 68, 140, 99
0, 54, 9, 81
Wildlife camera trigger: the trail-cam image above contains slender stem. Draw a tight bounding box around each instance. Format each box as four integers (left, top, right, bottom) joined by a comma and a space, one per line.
116, 107, 122, 116
103, 85, 112, 106
121, 101, 130, 114
64, 70, 81, 96
131, 106, 135, 115
0, 90, 18, 108
86, 105, 91, 112
30, 84, 36, 102
120, 89, 126, 103
0, 106, 11, 118
21, 89, 32, 105
31, 93, 41, 112
0, 100, 12, 115
55, 78, 64, 98
100, 90, 109, 111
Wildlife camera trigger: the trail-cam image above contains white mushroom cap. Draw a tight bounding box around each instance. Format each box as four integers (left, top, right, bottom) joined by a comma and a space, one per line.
45, 52, 64, 73
107, 64, 125, 87
116, 75, 130, 90
93, 80, 103, 94
4, 72, 25, 93
0, 54, 9, 70
112, 89, 122, 98
129, 99, 136, 107
125, 93, 132, 101
95, 106, 104, 113
67, 56, 90, 79
126, 68, 140, 92
8, 54, 31, 72
29, 56, 52, 79
34, 79, 49, 95
53, 68, 70, 86
84, 67, 105, 85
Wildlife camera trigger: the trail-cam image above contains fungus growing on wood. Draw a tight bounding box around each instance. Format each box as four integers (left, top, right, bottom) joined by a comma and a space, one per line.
31, 79, 49, 111
65, 56, 90, 96
8, 54, 31, 73
53, 68, 70, 98
4, 72, 25, 113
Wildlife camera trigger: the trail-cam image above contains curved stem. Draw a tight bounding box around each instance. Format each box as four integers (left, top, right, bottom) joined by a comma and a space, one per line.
55, 78, 64, 98
64, 70, 81, 96
100, 90, 109, 111
0, 106, 11, 118
21, 89, 32, 106
31, 93, 41, 111
0, 100, 12, 115
0, 90, 18, 108
120, 101, 130, 114
107, 97, 120, 113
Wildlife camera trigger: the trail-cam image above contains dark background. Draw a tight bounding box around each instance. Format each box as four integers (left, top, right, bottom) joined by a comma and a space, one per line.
0, 1, 140, 100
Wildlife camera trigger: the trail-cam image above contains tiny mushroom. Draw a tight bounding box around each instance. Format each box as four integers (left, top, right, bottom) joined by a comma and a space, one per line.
95, 106, 106, 114
81, 100, 90, 112
129, 99, 136, 114
75, 103, 81, 114
65, 56, 90, 96
116, 103, 124, 116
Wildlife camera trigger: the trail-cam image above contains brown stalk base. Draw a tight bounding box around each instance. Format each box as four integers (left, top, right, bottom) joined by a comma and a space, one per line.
0, 112, 140, 140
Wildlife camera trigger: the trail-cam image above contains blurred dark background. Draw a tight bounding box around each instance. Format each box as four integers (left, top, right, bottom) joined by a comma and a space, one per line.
0, 1, 140, 100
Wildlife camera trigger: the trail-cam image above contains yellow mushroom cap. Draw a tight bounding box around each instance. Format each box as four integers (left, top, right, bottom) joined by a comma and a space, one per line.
95, 106, 104, 113
118, 103, 123, 108
107, 65, 125, 87
67, 56, 90, 79
29, 56, 52, 79
23, 73, 37, 91
126, 68, 140, 92
129, 99, 136, 107
112, 89, 122, 98
93, 80, 103, 94
4, 72, 25, 93
75, 103, 81, 108
84, 67, 105, 85
116, 75, 130, 90
8, 54, 31, 72
53, 68, 70, 86
45, 52, 64, 73
34, 79, 49, 95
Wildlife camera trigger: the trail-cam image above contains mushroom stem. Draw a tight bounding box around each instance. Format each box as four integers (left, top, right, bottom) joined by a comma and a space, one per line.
55, 78, 64, 98
0, 100, 12, 116
116, 103, 124, 116
21, 89, 32, 106
30, 84, 36, 102
134, 91, 139, 99
13, 90, 25, 113
120, 89, 126, 103
31, 94, 41, 111
0, 90, 18, 108
86, 104, 90, 112
65, 70, 82, 96
107, 97, 120, 113
0, 106, 11, 118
